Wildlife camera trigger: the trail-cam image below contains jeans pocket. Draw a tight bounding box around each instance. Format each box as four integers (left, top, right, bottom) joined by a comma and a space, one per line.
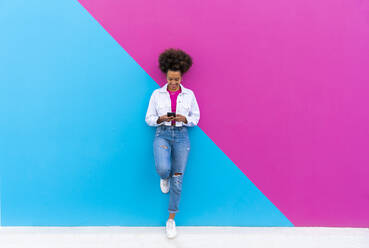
155, 127, 161, 136
181, 127, 188, 135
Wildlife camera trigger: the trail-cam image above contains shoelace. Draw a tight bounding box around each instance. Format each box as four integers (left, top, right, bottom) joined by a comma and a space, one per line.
167, 220, 174, 229
163, 179, 169, 186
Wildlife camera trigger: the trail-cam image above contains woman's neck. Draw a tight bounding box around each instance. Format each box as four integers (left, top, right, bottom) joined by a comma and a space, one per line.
167, 85, 181, 92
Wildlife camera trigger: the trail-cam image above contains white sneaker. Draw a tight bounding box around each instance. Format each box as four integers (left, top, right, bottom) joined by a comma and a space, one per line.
166, 219, 177, 239
160, 178, 170, 194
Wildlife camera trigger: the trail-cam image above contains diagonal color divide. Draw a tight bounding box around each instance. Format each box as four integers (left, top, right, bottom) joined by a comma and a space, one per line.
0, 0, 291, 226
78, 0, 369, 227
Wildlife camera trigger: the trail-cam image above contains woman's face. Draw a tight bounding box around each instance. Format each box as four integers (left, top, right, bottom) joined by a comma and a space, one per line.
166, 70, 182, 91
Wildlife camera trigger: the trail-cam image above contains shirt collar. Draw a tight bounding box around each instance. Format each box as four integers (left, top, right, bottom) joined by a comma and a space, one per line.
158, 82, 190, 94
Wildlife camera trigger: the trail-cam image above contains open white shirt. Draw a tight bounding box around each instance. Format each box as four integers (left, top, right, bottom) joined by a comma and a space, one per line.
145, 83, 200, 127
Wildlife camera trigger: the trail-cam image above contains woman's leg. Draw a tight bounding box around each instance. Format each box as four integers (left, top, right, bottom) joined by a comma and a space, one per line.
153, 136, 172, 180
167, 134, 190, 217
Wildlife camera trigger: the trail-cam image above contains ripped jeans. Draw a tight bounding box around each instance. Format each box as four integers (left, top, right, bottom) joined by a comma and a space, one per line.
153, 125, 191, 213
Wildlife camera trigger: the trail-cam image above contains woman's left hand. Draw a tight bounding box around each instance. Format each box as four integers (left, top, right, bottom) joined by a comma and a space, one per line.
174, 114, 188, 124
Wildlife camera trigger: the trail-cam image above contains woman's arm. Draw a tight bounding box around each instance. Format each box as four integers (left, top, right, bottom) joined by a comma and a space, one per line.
145, 91, 162, 127
183, 92, 200, 127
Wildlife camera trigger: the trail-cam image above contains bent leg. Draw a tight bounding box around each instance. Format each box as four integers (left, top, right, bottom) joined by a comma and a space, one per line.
153, 136, 172, 179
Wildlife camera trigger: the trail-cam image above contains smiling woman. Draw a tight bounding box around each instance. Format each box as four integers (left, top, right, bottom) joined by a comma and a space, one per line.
145, 48, 200, 239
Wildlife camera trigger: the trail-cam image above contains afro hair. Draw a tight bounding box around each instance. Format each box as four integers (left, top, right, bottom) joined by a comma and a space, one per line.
158, 48, 193, 75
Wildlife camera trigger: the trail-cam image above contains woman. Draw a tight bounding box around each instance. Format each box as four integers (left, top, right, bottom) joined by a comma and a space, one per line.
145, 48, 200, 238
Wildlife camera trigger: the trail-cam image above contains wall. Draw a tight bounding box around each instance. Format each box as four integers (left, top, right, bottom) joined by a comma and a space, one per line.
1, 0, 368, 227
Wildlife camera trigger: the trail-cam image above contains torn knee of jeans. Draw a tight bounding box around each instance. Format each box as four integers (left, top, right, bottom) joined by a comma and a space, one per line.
160, 145, 168, 149
173, 173, 182, 177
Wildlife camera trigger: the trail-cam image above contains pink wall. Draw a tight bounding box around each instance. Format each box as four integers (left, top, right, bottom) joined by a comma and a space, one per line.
78, 0, 369, 227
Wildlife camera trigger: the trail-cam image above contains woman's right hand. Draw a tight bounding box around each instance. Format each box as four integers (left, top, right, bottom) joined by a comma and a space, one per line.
157, 115, 175, 124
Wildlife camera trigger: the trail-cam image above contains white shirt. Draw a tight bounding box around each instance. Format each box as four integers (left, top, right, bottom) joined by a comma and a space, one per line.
145, 83, 200, 127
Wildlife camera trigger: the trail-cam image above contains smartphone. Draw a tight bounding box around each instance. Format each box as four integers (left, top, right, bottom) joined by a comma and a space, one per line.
167, 112, 176, 117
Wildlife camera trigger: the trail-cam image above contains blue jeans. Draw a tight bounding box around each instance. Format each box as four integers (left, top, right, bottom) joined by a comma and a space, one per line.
153, 125, 191, 213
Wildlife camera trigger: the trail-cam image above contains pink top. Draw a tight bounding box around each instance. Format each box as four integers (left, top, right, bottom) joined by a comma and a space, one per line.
167, 86, 182, 125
